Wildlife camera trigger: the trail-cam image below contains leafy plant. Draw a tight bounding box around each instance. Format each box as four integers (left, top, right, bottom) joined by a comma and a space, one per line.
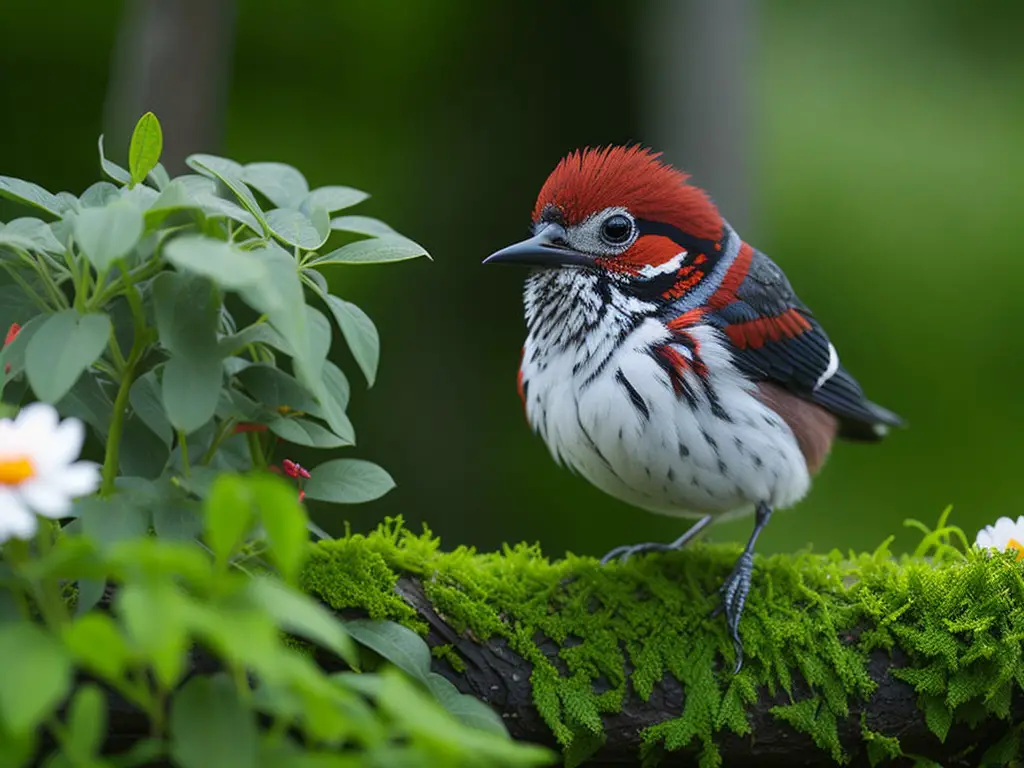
0, 472, 552, 767
0, 114, 554, 766
0, 111, 424, 558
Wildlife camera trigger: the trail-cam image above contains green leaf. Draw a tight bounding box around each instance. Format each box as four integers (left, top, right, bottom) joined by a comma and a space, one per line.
322, 361, 350, 411
62, 613, 130, 679
73, 201, 145, 271
77, 495, 152, 546
117, 582, 189, 689
246, 474, 309, 584
343, 619, 430, 683
187, 154, 268, 235
0, 176, 62, 218
236, 364, 320, 414
74, 578, 106, 616
151, 271, 220, 357
148, 162, 171, 190
319, 292, 379, 387
129, 369, 172, 445
268, 416, 351, 448
79, 181, 121, 209
119, 414, 171, 479
305, 459, 395, 504
56, 369, 113, 440
170, 675, 259, 768
243, 162, 309, 209
65, 684, 106, 759
3, 217, 63, 254
128, 111, 163, 186
266, 208, 329, 250
152, 498, 204, 542
425, 672, 509, 736
248, 577, 359, 668
164, 234, 267, 291
204, 473, 256, 568
306, 186, 369, 213
97, 134, 131, 185
163, 354, 222, 435
311, 234, 429, 266
144, 179, 200, 228
0, 314, 44, 393
25, 310, 111, 403
0, 623, 72, 736
196, 194, 262, 233
329, 215, 396, 237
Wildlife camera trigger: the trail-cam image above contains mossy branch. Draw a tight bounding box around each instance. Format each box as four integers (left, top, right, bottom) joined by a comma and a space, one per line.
297, 520, 1024, 767
93, 519, 1024, 766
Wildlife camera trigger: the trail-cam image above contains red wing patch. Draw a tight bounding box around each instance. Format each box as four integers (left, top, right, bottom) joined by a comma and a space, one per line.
724, 308, 812, 350
708, 241, 754, 310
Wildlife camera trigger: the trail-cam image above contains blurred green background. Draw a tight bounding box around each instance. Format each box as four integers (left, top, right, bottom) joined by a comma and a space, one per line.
2, 0, 1021, 559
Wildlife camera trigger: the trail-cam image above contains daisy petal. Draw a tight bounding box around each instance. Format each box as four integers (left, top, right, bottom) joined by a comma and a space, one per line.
45, 418, 86, 469
18, 480, 71, 518
54, 462, 102, 497
975, 529, 995, 549
0, 489, 37, 542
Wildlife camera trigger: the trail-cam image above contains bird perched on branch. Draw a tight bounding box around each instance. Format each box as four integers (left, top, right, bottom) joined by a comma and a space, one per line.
483, 146, 902, 672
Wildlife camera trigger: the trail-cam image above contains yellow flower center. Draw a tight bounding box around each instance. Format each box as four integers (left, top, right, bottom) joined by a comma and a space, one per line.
1007, 538, 1024, 561
0, 456, 35, 485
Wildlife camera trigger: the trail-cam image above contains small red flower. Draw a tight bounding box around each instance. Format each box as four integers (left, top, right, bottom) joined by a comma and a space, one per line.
282, 459, 310, 480
3, 323, 19, 374
232, 422, 269, 434
298, 489, 306, 503
4, 323, 20, 346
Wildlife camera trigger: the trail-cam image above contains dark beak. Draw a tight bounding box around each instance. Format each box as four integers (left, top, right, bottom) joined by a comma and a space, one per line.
482, 223, 593, 268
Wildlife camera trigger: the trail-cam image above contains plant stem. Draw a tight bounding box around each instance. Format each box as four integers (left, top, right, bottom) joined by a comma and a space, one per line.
178, 430, 191, 480
100, 349, 140, 497
1, 263, 50, 311
200, 419, 234, 465
247, 431, 267, 469
30, 522, 68, 627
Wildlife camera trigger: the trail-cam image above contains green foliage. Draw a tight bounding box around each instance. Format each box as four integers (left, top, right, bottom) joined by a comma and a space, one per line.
0, 474, 553, 767
0, 110, 429, 516
0, 113, 551, 767
303, 514, 1024, 767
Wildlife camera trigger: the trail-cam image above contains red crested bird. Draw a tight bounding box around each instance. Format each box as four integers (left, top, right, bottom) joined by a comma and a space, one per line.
483, 146, 903, 672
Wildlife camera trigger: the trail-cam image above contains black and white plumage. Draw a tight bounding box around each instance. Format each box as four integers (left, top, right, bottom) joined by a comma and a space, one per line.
484, 146, 903, 670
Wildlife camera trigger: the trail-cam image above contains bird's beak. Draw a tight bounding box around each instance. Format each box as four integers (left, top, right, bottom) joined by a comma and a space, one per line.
482, 223, 593, 268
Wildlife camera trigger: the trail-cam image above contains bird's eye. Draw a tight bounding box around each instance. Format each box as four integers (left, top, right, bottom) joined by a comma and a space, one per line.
600, 214, 633, 246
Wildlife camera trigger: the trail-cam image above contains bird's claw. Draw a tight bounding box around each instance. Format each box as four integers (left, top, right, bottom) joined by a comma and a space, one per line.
599, 541, 674, 565
713, 550, 754, 673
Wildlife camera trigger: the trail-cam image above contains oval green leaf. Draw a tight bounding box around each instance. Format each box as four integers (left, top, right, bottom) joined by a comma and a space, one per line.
268, 416, 350, 448
97, 134, 131, 185
129, 369, 172, 446
266, 208, 328, 250
0, 623, 73, 736
73, 201, 144, 271
304, 459, 395, 504
26, 310, 112, 403
164, 234, 267, 290
128, 112, 163, 186
0, 176, 63, 218
243, 162, 309, 209
329, 214, 396, 237
312, 234, 430, 266
162, 353, 221, 434
320, 293, 379, 387
186, 154, 268, 235
305, 185, 369, 213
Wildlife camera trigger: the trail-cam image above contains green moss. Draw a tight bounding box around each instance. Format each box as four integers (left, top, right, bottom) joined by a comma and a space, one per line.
302, 515, 1024, 766
432, 643, 467, 673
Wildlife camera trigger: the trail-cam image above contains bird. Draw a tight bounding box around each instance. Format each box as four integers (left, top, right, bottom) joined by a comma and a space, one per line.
482, 145, 903, 672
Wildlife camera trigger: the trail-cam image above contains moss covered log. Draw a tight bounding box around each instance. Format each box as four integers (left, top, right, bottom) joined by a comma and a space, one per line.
298, 519, 1024, 767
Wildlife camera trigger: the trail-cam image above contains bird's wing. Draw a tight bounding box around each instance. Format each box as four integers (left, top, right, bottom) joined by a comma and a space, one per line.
685, 246, 902, 440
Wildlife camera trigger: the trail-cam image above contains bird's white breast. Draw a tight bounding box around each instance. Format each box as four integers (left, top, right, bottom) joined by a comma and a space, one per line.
520, 270, 811, 520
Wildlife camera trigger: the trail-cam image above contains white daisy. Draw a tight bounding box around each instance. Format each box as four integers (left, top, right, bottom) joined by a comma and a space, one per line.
0, 403, 100, 544
975, 515, 1024, 560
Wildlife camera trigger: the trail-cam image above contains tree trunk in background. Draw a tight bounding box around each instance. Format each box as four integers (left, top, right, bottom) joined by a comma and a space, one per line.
103, 0, 237, 173
639, 0, 753, 233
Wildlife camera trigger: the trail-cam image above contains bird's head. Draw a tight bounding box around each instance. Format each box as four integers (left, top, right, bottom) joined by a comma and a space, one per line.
484, 146, 727, 294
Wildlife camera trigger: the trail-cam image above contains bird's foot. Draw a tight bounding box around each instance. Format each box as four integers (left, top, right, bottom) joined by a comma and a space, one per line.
599, 516, 712, 565
711, 550, 755, 673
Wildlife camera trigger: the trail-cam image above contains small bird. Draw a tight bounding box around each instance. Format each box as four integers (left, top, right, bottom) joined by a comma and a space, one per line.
483, 146, 902, 671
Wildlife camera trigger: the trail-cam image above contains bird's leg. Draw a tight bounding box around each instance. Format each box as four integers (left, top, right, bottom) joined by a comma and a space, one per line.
713, 500, 772, 673
599, 515, 713, 565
